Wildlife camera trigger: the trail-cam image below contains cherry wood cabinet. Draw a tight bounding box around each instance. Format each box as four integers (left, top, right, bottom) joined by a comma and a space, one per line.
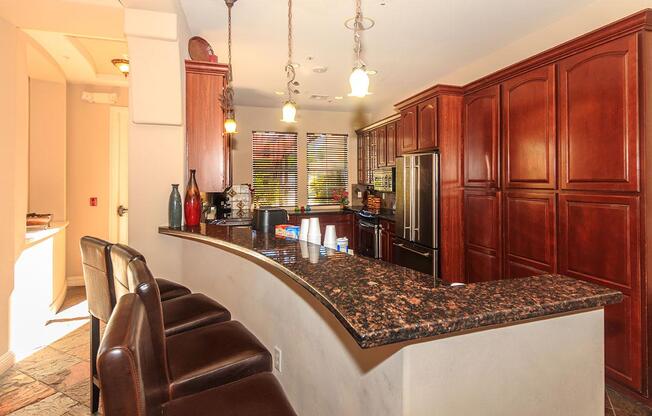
380, 219, 395, 263
503, 191, 556, 278
464, 85, 500, 188
417, 98, 437, 150
377, 126, 387, 167
464, 189, 501, 283
386, 122, 397, 167
357, 133, 366, 184
502, 65, 556, 190
185, 60, 230, 192
559, 34, 639, 192
558, 193, 642, 391
400, 106, 418, 154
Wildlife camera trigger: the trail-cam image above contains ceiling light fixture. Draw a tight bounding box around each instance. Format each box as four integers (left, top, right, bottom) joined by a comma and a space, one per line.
347, 0, 373, 97
221, 0, 238, 134
111, 59, 129, 77
282, 0, 299, 123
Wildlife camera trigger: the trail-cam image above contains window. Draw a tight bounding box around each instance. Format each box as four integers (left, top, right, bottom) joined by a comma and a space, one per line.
307, 133, 348, 206
252, 131, 298, 207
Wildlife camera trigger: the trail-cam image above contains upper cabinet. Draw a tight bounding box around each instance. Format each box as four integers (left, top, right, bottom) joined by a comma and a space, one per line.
185, 60, 231, 192
400, 106, 418, 153
464, 85, 500, 188
417, 98, 437, 150
377, 126, 387, 167
386, 122, 397, 167
357, 133, 366, 184
502, 65, 556, 189
558, 34, 639, 192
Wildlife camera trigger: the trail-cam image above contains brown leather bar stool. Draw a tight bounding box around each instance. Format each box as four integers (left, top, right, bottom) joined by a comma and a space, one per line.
98, 293, 297, 416
124, 257, 273, 399
111, 244, 232, 337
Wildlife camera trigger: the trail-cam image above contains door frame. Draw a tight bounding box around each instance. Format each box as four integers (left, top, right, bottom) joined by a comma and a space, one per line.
108, 106, 129, 244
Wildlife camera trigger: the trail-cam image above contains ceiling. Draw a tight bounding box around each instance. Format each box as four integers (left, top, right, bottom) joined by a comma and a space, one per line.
0, 0, 128, 86
180, 0, 601, 114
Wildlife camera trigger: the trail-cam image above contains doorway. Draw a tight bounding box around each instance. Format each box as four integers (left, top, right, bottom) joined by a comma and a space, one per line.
109, 106, 129, 244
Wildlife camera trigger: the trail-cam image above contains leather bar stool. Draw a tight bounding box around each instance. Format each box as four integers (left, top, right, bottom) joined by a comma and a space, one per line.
111, 244, 232, 336
98, 293, 296, 416
124, 257, 273, 399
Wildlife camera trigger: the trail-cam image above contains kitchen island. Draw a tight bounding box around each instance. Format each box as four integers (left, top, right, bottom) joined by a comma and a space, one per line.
161, 224, 621, 415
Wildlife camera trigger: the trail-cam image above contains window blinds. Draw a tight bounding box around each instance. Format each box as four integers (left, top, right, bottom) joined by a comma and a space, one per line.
307, 133, 349, 206
252, 131, 298, 207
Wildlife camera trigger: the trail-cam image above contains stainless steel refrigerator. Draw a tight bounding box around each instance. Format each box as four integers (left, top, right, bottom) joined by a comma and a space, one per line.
394, 153, 439, 277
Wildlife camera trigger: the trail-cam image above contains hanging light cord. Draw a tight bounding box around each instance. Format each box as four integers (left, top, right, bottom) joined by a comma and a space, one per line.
353, 0, 365, 68
222, 0, 235, 116
285, 0, 299, 103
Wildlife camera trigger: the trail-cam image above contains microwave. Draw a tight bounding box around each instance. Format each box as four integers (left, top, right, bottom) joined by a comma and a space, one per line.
373, 168, 395, 192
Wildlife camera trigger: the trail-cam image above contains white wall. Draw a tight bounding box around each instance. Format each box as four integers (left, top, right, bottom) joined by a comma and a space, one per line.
232, 105, 368, 207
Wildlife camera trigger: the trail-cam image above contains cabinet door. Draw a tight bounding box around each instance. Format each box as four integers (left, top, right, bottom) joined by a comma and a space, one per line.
357, 133, 366, 184
386, 122, 396, 167
464, 85, 500, 188
503, 191, 556, 278
464, 189, 501, 283
559, 35, 639, 192
417, 98, 437, 150
367, 131, 377, 183
502, 65, 556, 189
377, 126, 387, 167
186, 69, 228, 192
558, 193, 642, 391
400, 106, 418, 153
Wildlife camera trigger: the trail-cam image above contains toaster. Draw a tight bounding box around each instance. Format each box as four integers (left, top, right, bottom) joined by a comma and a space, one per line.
252, 207, 289, 233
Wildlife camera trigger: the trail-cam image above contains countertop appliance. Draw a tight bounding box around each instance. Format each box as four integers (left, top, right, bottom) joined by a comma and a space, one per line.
356, 210, 381, 259
252, 207, 289, 233
395, 153, 439, 277
373, 168, 395, 192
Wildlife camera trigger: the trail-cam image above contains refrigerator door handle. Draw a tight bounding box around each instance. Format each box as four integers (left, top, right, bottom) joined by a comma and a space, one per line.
413, 161, 420, 242
403, 158, 411, 239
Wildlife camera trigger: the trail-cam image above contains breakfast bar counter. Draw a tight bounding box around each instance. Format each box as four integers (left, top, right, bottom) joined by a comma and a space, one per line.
160, 224, 621, 415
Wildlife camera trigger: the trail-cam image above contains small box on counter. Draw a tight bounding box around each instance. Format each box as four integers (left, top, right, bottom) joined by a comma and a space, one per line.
275, 224, 300, 239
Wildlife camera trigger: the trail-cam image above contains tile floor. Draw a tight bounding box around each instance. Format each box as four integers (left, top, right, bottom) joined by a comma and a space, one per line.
1, 287, 651, 415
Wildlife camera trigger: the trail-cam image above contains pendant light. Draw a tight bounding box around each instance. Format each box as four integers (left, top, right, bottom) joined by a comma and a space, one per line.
348, 0, 371, 97
281, 0, 299, 123
222, 0, 238, 133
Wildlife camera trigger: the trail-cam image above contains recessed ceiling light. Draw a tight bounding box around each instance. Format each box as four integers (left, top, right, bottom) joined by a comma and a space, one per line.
306, 56, 315, 61
313, 66, 328, 74
274, 91, 285, 95
366, 69, 378, 75
334, 96, 344, 100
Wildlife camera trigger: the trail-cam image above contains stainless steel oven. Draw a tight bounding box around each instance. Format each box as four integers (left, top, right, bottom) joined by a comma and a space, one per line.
356, 211, 381, 259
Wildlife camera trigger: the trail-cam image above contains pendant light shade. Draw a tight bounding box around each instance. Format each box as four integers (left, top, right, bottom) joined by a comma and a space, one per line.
224, 115, 237, 133
281, 101, 297, 123
349, 66, 369, 97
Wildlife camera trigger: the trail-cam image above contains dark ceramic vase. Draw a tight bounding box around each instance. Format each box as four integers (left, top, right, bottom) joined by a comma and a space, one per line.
168, 184, 182, 229
184, 170, 201, 227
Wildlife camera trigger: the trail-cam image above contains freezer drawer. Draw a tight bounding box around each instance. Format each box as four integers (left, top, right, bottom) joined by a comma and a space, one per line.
392, 237, 438, 278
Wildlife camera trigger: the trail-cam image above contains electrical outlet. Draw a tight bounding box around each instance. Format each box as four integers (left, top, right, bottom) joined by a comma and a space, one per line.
273, 346, 282, 372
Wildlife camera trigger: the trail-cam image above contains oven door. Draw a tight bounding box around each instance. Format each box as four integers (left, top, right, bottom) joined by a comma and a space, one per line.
392, 236, 438, 277
357, 221, 380, 258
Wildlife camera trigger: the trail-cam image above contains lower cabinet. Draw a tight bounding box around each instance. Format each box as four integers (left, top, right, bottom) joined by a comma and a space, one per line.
558, 193, 642, 392
503, 191, 556, 278
464, 189, 501, 283
380, 219, 395, 262
289, 212, 355, 243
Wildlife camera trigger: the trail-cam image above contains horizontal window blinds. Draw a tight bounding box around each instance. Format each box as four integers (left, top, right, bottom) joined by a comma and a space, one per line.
252, 131, 298, 207
307, 133, 349, 206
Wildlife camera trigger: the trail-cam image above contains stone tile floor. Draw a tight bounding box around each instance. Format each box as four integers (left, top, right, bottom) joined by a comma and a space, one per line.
1, 287, 651, 415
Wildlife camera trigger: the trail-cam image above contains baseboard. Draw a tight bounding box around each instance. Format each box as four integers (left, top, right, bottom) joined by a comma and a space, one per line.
0, 350, 15, 375
67, 275, 85, 287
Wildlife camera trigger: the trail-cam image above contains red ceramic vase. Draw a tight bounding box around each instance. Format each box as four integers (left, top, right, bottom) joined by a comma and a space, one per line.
184, 169, 202, 227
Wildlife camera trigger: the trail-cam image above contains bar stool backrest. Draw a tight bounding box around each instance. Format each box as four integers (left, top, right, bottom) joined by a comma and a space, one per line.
79, 236, 115, 323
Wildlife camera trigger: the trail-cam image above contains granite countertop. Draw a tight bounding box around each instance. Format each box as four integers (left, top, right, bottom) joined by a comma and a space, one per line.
160, 225, 621, 349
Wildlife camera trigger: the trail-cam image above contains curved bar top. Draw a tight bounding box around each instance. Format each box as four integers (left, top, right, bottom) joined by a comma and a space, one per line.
159, 225, 621, 348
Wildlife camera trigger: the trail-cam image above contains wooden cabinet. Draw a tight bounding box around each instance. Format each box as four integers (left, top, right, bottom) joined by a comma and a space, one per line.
380, 219, 395, 263
464, 189, 501, 283
558, 193, 642, 391
289, 212, 355, 243
400, 106, 418, 154
559, 35, 639, 192
367, 131, 377, 183
386, 122, 397, 167
185, 60, 230, 192
377, 126, 387, 167
357, 133, 366, 184
464, 85, 500, 188
503, 191, 556, 278
502, 65, 556, 189
417, 98, 437, 150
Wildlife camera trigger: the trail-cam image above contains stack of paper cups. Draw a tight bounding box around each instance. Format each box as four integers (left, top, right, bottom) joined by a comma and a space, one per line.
307, 217, 321, 245
299, 218, 310, 241
323, 225, 337, 249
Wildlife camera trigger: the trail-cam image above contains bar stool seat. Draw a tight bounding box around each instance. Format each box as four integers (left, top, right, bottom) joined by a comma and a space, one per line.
164, 373, 296, 416
157, 277, 191, 301
163, 293, 231, 337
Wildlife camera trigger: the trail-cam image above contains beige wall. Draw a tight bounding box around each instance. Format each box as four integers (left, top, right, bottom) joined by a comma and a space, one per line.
0, 17, 29, 369
65, 84, 128, 280
232, 105, 368, 207
28, 79, 67, 221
